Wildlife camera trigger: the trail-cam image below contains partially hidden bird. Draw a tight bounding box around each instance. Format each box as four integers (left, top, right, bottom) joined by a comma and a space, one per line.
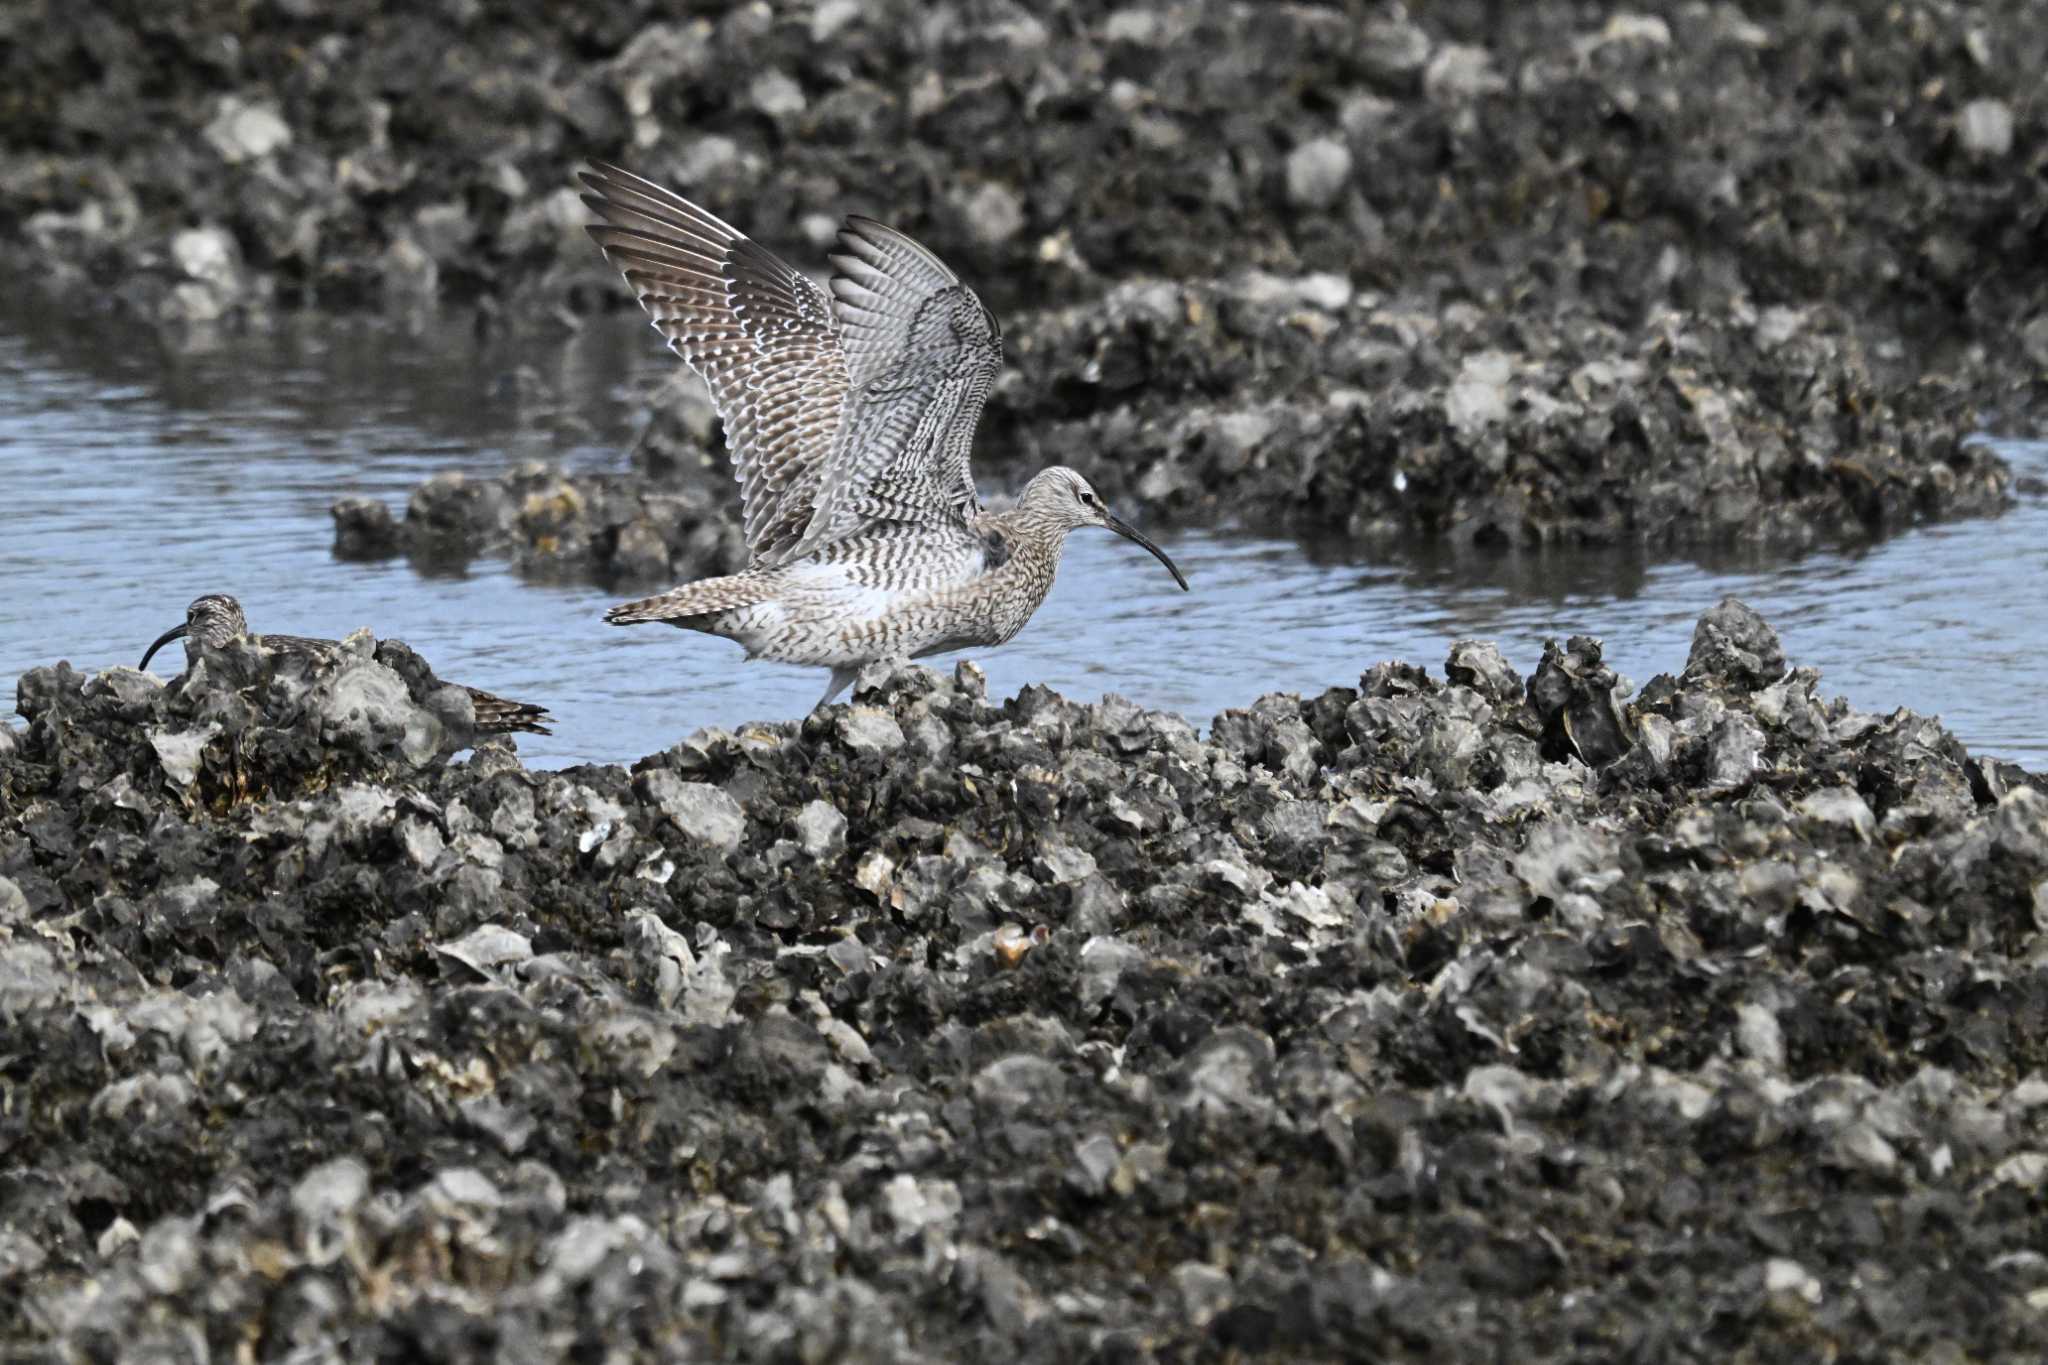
139, 594, 553, 736
580, 162, 1189, 709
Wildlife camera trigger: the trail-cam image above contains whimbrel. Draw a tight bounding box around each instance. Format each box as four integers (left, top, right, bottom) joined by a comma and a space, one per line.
139, 594, 553, 736
581, 163, 1189, 709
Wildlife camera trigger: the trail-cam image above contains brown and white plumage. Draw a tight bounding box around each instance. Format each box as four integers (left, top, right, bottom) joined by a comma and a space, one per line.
138, 594, 553, 736
582, 163, 1187, 708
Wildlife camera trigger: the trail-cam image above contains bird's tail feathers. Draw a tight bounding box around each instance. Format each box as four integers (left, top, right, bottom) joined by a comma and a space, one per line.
463, 687, 553, 736
605, 576, 771, 626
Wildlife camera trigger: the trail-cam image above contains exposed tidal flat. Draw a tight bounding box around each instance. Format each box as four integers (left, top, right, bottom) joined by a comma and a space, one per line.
6, 0, 2048, 1356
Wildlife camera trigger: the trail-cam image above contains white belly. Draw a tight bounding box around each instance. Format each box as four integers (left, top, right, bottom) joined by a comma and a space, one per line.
715, 543, 994, 667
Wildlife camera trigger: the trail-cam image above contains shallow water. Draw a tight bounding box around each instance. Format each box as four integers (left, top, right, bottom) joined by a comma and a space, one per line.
2, 303, 2043, 768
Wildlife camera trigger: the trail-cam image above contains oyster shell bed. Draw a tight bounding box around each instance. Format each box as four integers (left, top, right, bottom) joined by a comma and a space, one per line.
6, 599, 2048, 1358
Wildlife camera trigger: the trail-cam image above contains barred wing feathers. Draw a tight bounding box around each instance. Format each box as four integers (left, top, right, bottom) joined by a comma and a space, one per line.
785, 217, 1003, 560
581, 162, 848, 564
581, 164, 1003, 567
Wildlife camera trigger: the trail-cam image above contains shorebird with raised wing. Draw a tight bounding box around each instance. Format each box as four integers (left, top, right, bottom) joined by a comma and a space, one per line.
580, 163, 1188, 709
140, 594, 553, 736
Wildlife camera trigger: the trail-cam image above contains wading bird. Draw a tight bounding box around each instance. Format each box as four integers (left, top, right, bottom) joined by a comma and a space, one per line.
139, 593, 552, 735
581, 163, 1188, 709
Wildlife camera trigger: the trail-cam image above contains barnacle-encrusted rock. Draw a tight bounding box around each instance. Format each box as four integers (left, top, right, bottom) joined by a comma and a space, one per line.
4, 601, 2046, 1356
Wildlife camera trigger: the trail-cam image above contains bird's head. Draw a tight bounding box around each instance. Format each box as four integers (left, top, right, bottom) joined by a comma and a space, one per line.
1020, 467, 1188, 591
140, 594, 248, 671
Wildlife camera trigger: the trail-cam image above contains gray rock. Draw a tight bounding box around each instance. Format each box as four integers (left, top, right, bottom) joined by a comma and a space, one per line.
1445, 351, 1513, 435
1796, 787, 1876, 843
160, 280, 227, 324
638, 770, 746, 851
793, 799, 848, 857
1285, 137, 1352, 210
959, 180, 1025, 246
1528, 635, 1634, 766
330, 497, 400, 559
1425, 44, 1507, 102
1078, 935, 1144, 1012
381, 234, 438, 298
1179, 1028, 1276, 1115
0, 1228, 48, 1282
145, 724, 213, 786
1034, 841, 1098, 885
1067, 1133, 1121, 1196
170, 226, 240, 290
676, 135, 745, 186
881, 1174, 961, 1235
1173, 1261, 1235, 1327
1360, 17, 1433, 85
134, 1216, 203, 1297
202, 97, 291, 162
2024, 316, 2048, 372
291, 1157, 370, 1262
90, 1073, 196, 1123
811, 0, 861, 42
749, 69, 806, 121
317, 657, 443, 767
436, 924, 534, 979
1232, 269, 1353, 312
972, 1055, 1068, 1119
0, 875, 27, 929
1735, 1002, 1787, 1070
837, 706, 905, 755
0, 942, 64, 1013
1444, 640, 1523, 705
1686, 597, 1787, 691
1958, 98, 2014, 158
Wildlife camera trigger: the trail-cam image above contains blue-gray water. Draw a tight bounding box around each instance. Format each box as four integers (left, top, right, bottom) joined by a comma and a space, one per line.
2, 305, 2043, 768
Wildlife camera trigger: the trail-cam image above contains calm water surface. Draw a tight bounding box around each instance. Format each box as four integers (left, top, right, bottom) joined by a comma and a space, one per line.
2, 304, 2042, 767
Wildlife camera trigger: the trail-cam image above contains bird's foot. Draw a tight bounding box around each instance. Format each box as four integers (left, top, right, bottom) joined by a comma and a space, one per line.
813, 666, 861, 711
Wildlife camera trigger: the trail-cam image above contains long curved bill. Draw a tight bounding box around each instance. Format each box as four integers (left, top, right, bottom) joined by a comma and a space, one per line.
139, 623, 188, 671
1106, 514, 1189, 591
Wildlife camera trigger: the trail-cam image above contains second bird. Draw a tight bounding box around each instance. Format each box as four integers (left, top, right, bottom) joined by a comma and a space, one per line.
581, 163, 1189, 709
140, 594, 553, 736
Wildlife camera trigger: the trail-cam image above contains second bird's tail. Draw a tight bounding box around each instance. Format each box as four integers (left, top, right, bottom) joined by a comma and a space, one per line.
463, 687, 554, 736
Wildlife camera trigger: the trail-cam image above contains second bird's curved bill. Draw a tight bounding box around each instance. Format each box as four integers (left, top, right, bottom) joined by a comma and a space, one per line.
1106, 514, 1190, 591
139, 623, 187, 671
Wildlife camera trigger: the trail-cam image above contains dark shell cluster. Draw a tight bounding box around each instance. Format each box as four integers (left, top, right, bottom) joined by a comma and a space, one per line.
345, 288, 2016, 588
5, 599, 2047, 1357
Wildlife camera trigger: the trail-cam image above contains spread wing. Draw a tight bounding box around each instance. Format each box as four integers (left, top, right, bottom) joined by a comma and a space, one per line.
783, 217, 1003, 562
581, 164, 1003, 567
581, 162, 849, 564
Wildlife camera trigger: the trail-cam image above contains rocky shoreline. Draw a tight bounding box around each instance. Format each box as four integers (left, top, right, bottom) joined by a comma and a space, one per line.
6, 1, 2044, 566
7, 2, 2048, 1353
336, 293, 2017, 588
6, 600, 2048, 1357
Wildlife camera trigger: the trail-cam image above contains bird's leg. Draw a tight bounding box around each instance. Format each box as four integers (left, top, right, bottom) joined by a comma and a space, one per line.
814, 666, 860, 711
